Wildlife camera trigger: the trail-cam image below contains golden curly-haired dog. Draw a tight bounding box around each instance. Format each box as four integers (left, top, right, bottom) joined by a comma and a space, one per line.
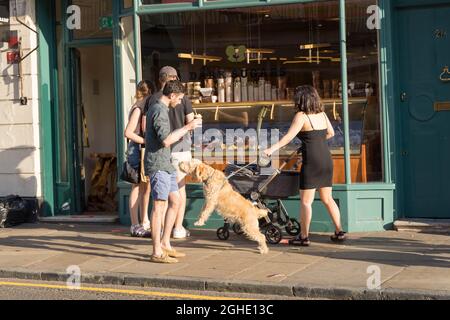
179, 159, 269, 254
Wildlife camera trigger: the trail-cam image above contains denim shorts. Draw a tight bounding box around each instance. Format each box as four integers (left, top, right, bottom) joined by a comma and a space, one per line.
127, 141, 141, 170
150, 171, 179, 201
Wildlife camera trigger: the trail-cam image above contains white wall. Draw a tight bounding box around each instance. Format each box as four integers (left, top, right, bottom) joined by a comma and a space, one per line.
0, 0, 40, 198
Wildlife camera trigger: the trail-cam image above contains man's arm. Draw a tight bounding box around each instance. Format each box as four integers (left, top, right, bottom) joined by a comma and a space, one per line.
163, 119, 201, 148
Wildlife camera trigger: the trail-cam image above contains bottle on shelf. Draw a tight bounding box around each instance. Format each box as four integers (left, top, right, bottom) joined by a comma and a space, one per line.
241, 68, 248, 102
217, 77, 225, 103
234, 77, 241, 103
225, 72, 233, 103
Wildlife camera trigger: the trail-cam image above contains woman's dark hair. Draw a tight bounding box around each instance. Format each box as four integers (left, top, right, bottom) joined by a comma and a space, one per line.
135, 80, 156, 100
294, 85, 324, 114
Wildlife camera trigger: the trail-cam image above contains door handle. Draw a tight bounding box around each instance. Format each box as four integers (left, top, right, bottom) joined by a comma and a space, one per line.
400, 92, 407, 102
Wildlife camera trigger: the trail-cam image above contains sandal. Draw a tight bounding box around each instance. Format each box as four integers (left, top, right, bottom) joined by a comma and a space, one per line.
330, 231, 347, 243
132, 226, 152, 238
150, 253, 178, 264
289, 235, 311, 247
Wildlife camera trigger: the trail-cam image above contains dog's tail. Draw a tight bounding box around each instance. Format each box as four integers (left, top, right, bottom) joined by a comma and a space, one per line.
257, 208, 269, 219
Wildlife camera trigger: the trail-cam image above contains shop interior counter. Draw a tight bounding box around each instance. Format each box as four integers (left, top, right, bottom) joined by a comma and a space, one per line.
188, 98, 371, 184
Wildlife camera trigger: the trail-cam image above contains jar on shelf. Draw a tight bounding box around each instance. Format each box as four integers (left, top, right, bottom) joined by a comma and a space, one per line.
194, 82, 201, 98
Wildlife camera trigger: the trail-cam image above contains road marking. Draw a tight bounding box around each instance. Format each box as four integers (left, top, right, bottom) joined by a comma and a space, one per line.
0, 281, 247, 300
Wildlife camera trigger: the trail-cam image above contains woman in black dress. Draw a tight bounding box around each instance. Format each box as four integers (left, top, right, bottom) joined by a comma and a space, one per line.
264, 85, 346, 246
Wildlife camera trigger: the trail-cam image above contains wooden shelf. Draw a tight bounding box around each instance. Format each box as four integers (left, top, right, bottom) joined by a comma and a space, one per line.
192, 98, 368, 109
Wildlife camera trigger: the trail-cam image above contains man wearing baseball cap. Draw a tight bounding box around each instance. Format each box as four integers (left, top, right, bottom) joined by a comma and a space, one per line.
145, 66, 194, 240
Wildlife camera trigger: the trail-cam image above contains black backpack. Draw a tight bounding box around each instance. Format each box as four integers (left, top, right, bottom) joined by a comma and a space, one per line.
0, 195, 37, 228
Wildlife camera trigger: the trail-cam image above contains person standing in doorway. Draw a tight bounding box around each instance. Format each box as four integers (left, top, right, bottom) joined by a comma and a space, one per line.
146, 66, 194, 239
145, 80, 202, 263
264, 85, 346, 246
124, 80, 155, 238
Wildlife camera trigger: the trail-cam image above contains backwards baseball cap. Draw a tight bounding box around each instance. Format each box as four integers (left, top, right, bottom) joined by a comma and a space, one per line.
159, 66, 178, 78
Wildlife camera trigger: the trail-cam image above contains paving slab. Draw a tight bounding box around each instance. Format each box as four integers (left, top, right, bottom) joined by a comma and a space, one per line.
383, 265, 450, 292
283, 258, 405, 288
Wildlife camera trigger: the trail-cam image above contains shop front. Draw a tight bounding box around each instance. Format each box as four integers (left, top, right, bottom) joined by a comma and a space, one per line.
36, 0, 450, 232
128, 0, 395, 232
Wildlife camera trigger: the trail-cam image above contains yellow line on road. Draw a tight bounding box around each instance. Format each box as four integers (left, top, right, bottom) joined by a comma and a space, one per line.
0, 281, 247, 300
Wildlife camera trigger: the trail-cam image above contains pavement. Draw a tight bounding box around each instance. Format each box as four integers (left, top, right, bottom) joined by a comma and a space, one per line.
0, 223, 449, 300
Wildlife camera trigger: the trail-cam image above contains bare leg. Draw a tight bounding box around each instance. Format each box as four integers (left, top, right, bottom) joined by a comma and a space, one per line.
151, 200, 167, 257
300, 189, 316, 238
161, 191, 181, 251
174, 177, 186, 230
319, 187, 343, 232
129, 184, 140, 226
139, 181, 151, 229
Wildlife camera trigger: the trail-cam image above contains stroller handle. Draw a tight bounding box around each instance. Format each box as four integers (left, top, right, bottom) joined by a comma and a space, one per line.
257, 149, 301, 194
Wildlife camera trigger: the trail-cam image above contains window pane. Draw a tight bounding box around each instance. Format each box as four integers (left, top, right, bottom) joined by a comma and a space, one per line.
346, 0, 382, 182
140, 0, 383, 185
72, 0, 113, 39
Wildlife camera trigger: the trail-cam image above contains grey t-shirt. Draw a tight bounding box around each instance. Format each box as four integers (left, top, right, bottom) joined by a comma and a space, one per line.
146, 91, 193, 153
144, 100, 176, 175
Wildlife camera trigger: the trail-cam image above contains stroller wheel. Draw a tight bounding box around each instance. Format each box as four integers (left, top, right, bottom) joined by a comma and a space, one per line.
232, 223, 244, 235
265, 225, 283, 244
217, 227, 230, 240
285, 218, 301, 236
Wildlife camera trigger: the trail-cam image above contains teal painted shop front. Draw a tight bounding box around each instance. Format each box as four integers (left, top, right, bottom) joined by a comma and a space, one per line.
36, 0, 450, 233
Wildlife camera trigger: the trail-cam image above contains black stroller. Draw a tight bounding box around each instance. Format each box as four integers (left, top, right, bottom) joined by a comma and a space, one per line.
217, 149, 302, 245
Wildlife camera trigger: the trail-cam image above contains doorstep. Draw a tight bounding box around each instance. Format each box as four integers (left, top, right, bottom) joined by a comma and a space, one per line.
39, 214, 119, 224
394, 219, 450, 234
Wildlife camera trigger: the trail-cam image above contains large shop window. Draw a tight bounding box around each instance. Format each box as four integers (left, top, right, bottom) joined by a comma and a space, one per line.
346, 0, 382, 183
140, 0, 383, 184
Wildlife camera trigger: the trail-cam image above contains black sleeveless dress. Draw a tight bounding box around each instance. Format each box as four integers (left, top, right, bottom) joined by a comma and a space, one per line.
297, 114, 333, 190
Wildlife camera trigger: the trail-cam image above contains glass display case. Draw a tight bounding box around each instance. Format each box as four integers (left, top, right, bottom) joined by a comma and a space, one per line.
189, 97, 370, 184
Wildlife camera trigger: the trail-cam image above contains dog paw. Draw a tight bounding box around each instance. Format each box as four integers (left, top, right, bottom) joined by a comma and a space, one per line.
194, 220, 205, 226
259, 247, 269, 255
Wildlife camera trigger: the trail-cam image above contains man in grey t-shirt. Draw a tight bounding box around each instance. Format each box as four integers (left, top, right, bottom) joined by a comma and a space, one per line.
144, 80, 201, 264
146, 66, 195, 240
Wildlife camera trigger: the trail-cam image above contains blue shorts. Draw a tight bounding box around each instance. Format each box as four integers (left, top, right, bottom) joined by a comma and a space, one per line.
127, 141, 141, 170
150, 171, 179, 201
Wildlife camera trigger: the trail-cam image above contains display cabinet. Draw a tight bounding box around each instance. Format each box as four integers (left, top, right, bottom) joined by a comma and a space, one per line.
188, 97, 370, 184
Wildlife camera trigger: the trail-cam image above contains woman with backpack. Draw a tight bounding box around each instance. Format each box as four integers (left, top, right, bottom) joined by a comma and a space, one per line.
124, 80, 156, 237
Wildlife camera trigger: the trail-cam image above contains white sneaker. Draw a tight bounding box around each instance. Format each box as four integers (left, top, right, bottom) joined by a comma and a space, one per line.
172, 227, 191, 239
